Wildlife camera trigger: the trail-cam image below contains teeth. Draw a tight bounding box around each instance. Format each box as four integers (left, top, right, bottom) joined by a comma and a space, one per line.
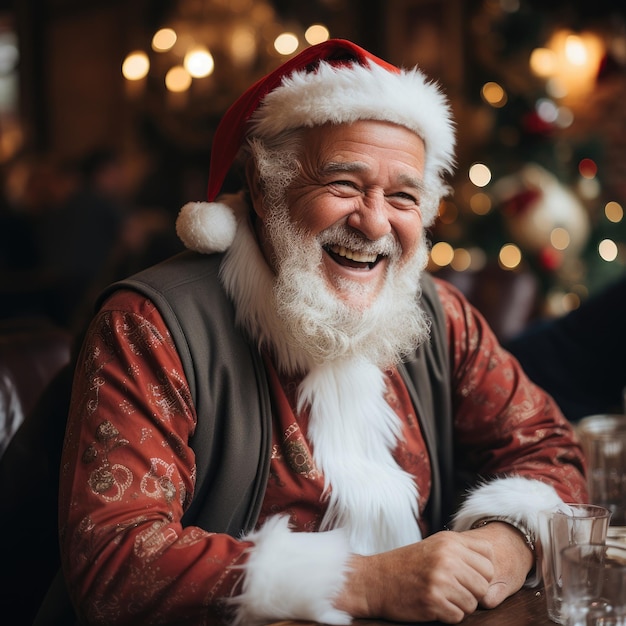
330, 245, 378, 264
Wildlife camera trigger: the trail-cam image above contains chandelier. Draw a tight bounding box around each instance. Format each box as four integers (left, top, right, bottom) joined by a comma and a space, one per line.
121, 0, 330, 147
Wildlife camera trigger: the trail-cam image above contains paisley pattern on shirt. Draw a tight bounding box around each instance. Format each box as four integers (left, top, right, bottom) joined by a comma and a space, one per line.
58, 282, 587, 625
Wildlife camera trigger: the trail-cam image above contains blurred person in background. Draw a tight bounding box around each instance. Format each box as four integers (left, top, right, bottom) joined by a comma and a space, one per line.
37, 147, 129, 325
506, 274, 626, 422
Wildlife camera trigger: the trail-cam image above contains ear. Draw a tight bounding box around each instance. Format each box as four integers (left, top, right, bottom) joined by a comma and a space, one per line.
245, 158, 267, 219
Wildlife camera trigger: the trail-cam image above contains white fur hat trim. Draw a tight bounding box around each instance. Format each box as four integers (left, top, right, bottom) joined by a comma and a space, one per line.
249, 60, 455, 183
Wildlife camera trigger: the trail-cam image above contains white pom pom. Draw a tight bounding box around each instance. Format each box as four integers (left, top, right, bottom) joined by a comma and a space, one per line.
176, 201, 238, 254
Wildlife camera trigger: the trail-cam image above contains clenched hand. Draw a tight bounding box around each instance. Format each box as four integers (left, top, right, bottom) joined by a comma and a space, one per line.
336, 522, 534, 623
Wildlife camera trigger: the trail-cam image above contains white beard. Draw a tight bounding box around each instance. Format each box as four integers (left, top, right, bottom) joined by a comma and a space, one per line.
219, 214, 429, 553
263, 202, 431, 371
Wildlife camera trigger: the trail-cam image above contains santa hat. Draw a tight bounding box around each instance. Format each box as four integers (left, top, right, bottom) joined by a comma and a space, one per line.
176, 38, 456, 254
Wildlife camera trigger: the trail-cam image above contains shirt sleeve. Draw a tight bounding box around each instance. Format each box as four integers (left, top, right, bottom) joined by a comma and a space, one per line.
434, 278, 588, 506
59, 290, 252, 625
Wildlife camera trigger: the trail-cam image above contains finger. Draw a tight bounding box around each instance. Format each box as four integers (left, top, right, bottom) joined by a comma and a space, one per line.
418, 583, 479, 624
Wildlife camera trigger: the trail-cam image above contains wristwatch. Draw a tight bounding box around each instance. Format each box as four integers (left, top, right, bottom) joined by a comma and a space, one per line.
470, 516, 536, 552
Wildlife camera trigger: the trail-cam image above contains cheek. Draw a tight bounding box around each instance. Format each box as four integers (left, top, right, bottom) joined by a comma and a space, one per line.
395, 213, 424, 257
291, 195, 357, 233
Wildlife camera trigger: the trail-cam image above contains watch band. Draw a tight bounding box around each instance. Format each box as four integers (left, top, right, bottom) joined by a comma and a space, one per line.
470, 516, 536, 552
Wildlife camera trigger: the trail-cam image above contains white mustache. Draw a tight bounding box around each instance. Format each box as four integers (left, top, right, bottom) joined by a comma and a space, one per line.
316, 224, 401, 260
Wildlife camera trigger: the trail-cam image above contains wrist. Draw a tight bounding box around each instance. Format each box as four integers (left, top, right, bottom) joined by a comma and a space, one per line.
334, 554, 377, 619
470, 516, 535, 553
469, 519, 535, 576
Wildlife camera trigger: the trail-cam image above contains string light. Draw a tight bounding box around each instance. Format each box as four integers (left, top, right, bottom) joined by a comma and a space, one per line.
430, 241, 455, 267
550, 227, 570, 251
499, 244, 522, 269
598, 239, 618, 262
605, 201, 624, 223
305, 24, 330, 45
530, 29, 604, 99
274, 32, 299, 55
530, 47, 557, 77
564, 35, 588, 66
468, 163, 491, 187
122, 51, 150, 80
481, 82, 507, 107
469, 192, 492, 215
152, 28, 177, 52
451, 248, 472, 271
165, 66, 192, 92
536, 98, 559, 123
121, 1, 331, 113
183, 47, 214, 78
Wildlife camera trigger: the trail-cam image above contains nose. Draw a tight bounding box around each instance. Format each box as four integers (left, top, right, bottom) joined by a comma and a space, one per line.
346, 190, 392, 241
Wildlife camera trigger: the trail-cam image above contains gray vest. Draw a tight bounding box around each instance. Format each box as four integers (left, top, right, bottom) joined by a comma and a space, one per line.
103, 250, 455, 535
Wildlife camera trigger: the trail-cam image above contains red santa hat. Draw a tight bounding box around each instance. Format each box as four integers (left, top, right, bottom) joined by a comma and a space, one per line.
176, 38, 456, 254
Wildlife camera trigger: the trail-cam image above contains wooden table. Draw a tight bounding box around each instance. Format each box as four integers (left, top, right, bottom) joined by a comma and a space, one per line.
269, 586, 554, 625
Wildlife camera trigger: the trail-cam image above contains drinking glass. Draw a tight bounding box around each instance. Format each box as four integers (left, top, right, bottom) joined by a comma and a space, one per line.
561, 543, 626, 626
578, 414, 626, 526
539, 504, 611, 624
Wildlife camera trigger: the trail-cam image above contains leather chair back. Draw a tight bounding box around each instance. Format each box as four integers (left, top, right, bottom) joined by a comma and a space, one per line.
0, 317, 73, 457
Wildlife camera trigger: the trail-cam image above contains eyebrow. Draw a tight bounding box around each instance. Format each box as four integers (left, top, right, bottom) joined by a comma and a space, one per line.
321, 161, 425, 192
321, 161, 368, 175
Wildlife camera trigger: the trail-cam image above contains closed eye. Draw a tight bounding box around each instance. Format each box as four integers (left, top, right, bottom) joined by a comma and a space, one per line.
389, 191, 417, 202
329, 180, 361, 195
386, 191, 419, 209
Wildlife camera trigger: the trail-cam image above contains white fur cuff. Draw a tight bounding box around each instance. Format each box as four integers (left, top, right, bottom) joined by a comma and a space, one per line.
451, 476, 564, 586
230, 515, 353, 625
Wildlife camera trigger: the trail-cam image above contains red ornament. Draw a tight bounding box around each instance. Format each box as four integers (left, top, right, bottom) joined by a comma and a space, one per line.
538, 246, 562, 271
522, 111, 554, 136
503, 187, 542, 216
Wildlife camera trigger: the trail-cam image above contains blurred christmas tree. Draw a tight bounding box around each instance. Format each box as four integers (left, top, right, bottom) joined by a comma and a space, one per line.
430, 0, 626, 318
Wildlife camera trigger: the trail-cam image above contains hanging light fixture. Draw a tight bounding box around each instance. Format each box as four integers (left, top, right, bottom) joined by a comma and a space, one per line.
121, 0, 330, 114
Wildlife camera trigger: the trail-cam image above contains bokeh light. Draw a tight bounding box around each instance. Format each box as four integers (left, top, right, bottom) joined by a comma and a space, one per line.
165, 65, 192, 92
530, 47, 557, 77
536, 98, 559, 123
550, 227, 570, 251
305, 24, 330, 45
430, 241, 455, 267
481, 82, 507, 107
605, 201, 624, 223
274, 32, 299, 55
469, 192, 492, 215
469, 163, 492, 187
184, 47, 214, 78
451, 248, 472, 271
598, 239, 618, 262
499, 243, 522, 269
152, 28, 177, 52
122, 51, 150, 80
578, 158, 597, 179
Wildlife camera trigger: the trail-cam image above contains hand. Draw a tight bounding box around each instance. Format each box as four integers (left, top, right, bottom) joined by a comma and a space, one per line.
336, 530, 495, 623
335, 523, 534, 623
468, 521, 534, 609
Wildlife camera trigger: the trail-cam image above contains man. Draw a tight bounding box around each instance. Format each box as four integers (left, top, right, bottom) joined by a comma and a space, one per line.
58, 39, 586, 625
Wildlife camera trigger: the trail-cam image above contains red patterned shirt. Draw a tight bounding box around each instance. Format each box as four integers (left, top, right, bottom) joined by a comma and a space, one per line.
59, 278, 586, 624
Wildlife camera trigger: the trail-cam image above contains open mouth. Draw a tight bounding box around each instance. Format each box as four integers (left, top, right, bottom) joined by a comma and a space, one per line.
324, 244, 383, 269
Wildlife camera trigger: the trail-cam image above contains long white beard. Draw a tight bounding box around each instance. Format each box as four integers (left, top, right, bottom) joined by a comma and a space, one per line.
219, 214, 429, 553
264, 203, 431, 372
